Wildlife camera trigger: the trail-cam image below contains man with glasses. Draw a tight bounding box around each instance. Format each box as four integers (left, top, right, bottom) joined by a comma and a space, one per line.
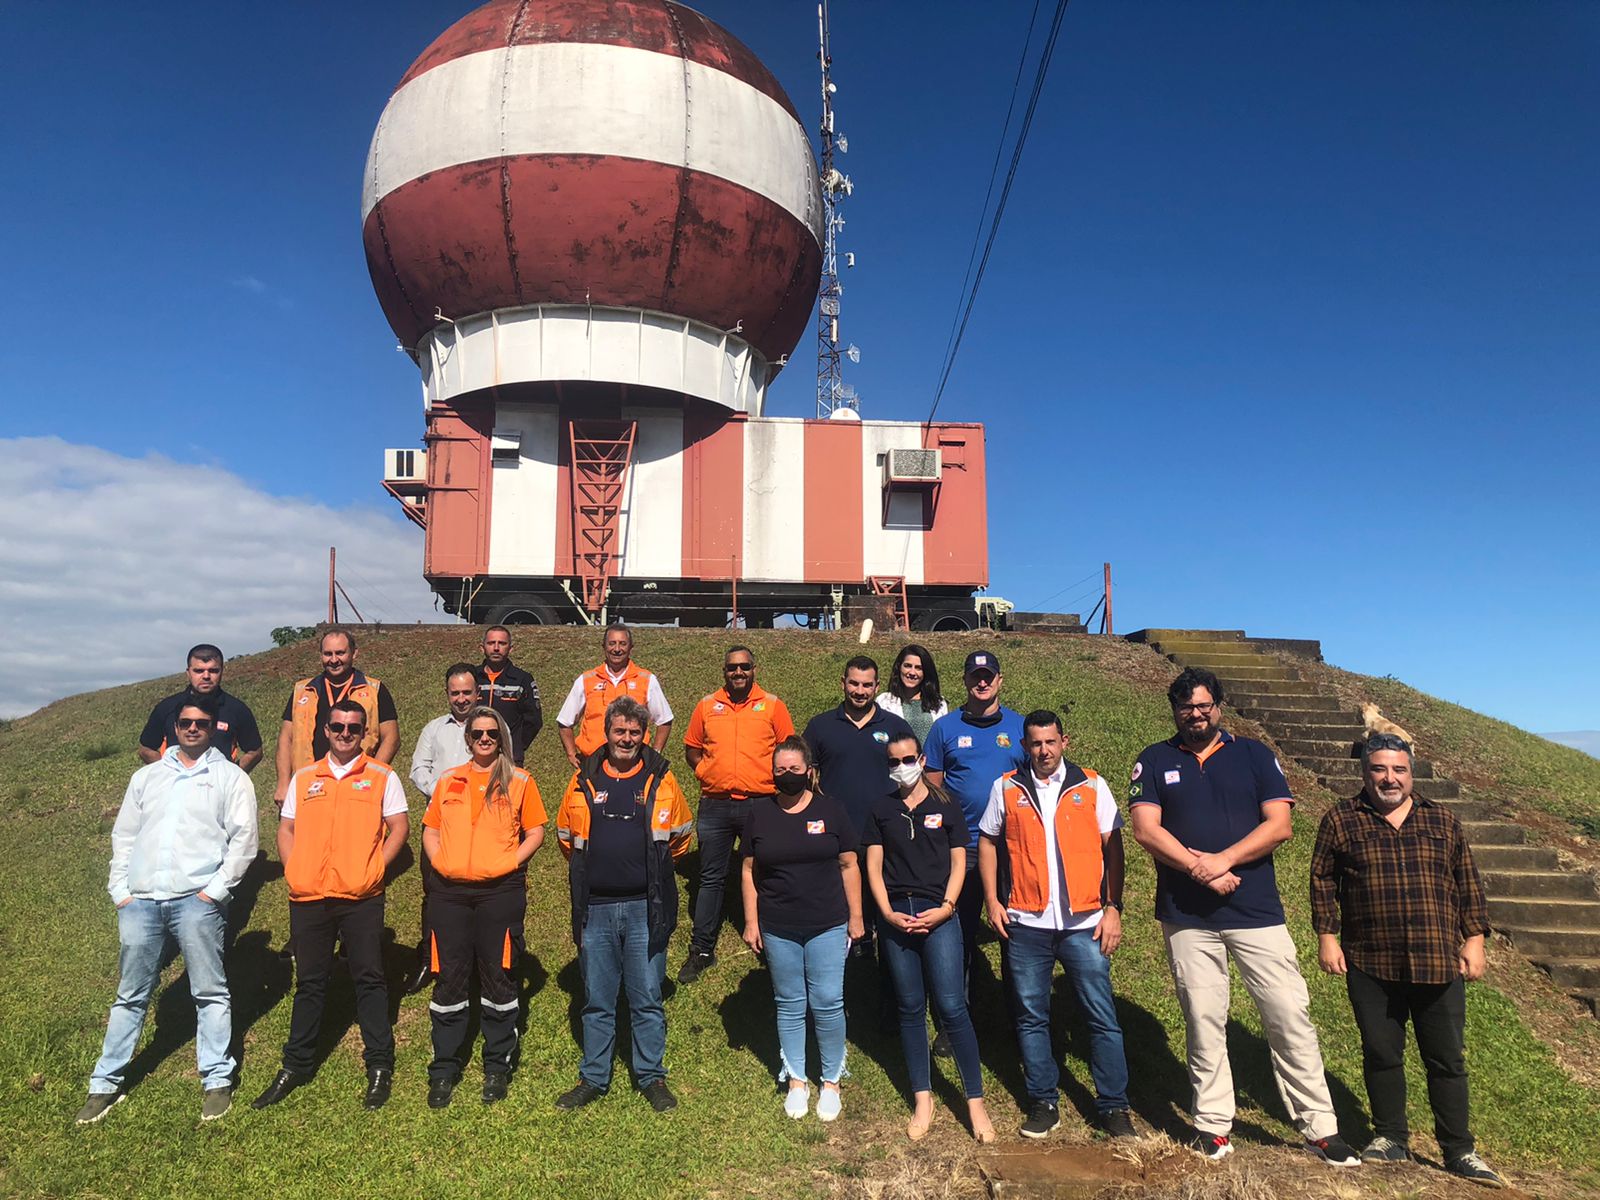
401, 663, 481, 996
253, 698, 409, 1112
274, 627, 400, 808
476, 625, 542, 765
677, 646, 796, 985
1311, 734, 1502, 1186
78, 694, 259, 1125
555, 697, 694, 1113
138, 643, 263, 772
1129, 668, 1358, 1167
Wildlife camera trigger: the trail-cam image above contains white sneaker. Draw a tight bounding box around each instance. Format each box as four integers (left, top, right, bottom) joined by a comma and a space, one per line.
784, 1085, 809, 1119
816, 1086, 842, 1122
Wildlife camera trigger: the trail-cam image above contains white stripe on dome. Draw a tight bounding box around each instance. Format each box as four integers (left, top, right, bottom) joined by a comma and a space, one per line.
363, 42, 821, 242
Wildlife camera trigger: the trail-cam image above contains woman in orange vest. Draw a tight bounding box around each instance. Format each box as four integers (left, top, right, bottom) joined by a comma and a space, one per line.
421, 706, 546, 1107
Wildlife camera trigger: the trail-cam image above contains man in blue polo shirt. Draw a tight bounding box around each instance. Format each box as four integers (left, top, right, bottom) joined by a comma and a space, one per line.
925, 650, 1027, 1010
138, 644, 263, 773
1129, 667, 1357, 1168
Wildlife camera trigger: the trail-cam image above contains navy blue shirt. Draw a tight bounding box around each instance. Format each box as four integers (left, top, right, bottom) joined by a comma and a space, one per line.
924, 706, 1027, 851
802, 704, 914, 833
584, 762, 649, 903
1130, 730, 1293, 930
141, 689, 262, 762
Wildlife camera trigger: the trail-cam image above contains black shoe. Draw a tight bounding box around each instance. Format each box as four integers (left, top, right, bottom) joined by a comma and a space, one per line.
482, 1071, 510, 1104
250, 1069, 309, 1110
1445, 1152, 1506, 1188
931, 1030, 954, 1059
1306, 1134, 1361, 1168
555, 1080, 605, 1111
1360, 1136, 1410, 1164
403, 960, 433, 996
427, 1073, 461, 1109
1100, 1109, 1137, 1139
640, 1079, 677, 1112
1188, 1131, 1233, 1161
363, 1068, 392, 1111
1020, 1099, 1060, 1139
676, 951, 715, 985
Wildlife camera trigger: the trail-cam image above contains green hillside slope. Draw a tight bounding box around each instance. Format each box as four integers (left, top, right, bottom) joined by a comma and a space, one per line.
2, 628, 1597, 1199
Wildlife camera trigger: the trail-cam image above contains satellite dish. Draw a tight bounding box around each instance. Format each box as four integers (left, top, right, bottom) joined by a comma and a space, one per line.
828, 406, 861, 421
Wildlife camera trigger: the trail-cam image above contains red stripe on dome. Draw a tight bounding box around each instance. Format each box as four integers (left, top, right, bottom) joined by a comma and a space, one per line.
396, 0, 800, 124
362, 154, 821, 363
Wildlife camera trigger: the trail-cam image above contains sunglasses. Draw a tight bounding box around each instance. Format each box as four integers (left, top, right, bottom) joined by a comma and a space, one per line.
470, 727, 502, 743
724, 663, 754, 672
1364, 733, 1412, 754
890, 754, 919, 766
176, 717, 213, 730
327, 722, 366, 736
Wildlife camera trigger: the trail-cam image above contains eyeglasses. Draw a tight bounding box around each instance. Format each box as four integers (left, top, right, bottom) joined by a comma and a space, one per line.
327, 722, 365, 736
890, 754, 919, 766
470, 728, 502, 743
724, 663, 754, 672
176, 718, 213, 730
1364, 733, 1412, 754
1175, 702, 1218, 716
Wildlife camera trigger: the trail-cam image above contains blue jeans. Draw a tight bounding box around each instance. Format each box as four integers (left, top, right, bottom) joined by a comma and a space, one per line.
763, 924, 848, 1085
878, 899, 984, 1098
1008, 923, 1129, 1111
90, 894, 233, 1092
578, 899, 666, 1089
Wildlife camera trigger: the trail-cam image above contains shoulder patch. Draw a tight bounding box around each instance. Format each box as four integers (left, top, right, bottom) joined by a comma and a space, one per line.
1130, 761, 1143, 782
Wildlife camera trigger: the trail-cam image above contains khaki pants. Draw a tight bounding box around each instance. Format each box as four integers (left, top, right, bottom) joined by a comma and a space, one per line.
1162, 922, 1336, 1140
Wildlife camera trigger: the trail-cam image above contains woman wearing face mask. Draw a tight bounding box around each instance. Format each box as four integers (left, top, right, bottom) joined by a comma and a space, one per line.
862, 732, 993, 1142
875, 645, 948, 745
421, 706, 546, 1107
741, 736, 864, 1122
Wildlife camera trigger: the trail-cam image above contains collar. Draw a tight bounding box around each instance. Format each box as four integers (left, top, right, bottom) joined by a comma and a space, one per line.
837, 701, 883, 723
959, 704, 1008, 729
481, 659, 514, 675
1031, 761, 1067, 789
1169, 728, 1234, 756
602, 758, 644, 780
714, 683, 767, 707
596, 661, 635, 684
162, 745, 221, 773
316, 668, 369, 690
316, 752, 370, 777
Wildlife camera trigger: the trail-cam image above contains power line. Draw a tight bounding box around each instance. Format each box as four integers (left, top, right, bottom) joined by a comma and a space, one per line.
1023, 567, 1099, 612
927, 0, 1071, 424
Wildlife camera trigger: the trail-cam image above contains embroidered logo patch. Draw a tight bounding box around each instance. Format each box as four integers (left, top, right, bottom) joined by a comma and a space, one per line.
658, 810, 671, 825
1164, 769, 1181, 785
296, 695, 311, 706
306, 781, 325, 797
957, 736, 973, 748
1130, 761, 1143, 782
872, 731, 889, 743
351, 780, 373, 791
923, 813, 943, 829
216, 720, 230, 732
754, 702, 766, 712
592, 790, 609, 805
712, 702, 725, 712
996, 733, 1012, 748
1129, 782, 1143, 798
806, 820, 826, 835
627, 681, 637, 689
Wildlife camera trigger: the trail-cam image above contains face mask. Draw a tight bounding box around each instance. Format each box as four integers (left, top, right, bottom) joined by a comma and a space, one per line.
889, 762, 923, 788
774, 771, 809, 796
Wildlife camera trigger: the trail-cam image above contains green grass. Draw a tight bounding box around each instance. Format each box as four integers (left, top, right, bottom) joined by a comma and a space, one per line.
2, 628, 1598, 1197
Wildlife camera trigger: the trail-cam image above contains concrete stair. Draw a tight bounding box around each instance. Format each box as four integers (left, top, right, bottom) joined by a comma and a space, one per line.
1127, 627, 1600, 1019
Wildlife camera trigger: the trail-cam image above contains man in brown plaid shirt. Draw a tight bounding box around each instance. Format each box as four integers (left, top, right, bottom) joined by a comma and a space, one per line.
1310, 733, 1502, 1187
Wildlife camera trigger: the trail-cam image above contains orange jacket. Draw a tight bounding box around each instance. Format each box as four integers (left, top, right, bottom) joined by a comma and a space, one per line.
424, 764, 547, 882
996, 766, 1106, 917
568, 662, 659, 756
683, 685, 795, 799
287, 672, 384, 769
284, 755, 395, 902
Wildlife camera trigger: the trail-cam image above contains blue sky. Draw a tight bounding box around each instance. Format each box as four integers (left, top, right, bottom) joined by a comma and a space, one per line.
3, 1, 1597, 734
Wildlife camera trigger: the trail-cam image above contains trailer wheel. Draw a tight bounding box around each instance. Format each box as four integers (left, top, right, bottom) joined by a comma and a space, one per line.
913, 602, 979, 632
483, 595, 562, 626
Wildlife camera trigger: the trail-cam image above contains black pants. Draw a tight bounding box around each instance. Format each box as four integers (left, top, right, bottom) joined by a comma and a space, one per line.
415, 843, 440, 964
285, 896, 393, 1073
1347, 966, 1474, 1159
688, 795, 754, 955
429, 878, 525, 1080
955, 862, 1012, 1011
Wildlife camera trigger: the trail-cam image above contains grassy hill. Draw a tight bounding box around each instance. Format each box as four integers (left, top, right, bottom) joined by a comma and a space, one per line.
3, 627, 1599, 1199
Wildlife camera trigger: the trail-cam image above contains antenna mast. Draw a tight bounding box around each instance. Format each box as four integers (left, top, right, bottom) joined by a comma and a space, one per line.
815, 0, 859, 417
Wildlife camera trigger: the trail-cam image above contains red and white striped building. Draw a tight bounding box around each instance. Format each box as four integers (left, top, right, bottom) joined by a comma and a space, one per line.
371, 0, 989, 627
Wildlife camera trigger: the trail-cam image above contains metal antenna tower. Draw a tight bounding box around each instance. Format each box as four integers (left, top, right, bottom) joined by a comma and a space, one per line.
815, 0, 859, 417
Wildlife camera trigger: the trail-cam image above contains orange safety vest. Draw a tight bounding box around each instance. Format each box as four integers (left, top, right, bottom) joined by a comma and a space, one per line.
284, 755, 394, 901
427, 764, 545, 883
571, 661, 659, 756
999, 767, 1105, 917
288, 673, 384, 769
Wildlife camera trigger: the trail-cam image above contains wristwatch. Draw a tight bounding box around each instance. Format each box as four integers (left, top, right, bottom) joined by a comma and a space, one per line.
1105, 901, 1124, 912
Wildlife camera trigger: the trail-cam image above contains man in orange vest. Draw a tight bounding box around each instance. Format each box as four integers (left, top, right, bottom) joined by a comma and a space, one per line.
977, 710, 1134, 1142
555, 623, 673, 769
273, 627, 400, 807
251, 698, 410, 1112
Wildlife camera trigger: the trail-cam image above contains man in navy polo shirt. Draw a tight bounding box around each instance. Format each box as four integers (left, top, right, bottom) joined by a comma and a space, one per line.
1129, 667, 1357, 1168
925, 650, 1027, 1007
138, 644, 263, 772
803, 656, 912, 967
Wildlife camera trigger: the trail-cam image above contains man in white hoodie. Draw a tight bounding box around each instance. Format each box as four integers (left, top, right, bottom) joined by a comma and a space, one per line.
76, 693, 259, 1125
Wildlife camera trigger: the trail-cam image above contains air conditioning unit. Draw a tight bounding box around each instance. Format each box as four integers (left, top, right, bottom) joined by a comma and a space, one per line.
490, 429, 522, 464
883, 448, 941, 486
384, 447, 427, 481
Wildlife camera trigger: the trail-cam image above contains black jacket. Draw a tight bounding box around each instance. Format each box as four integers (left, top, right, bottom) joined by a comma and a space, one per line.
476, 660, 543, 765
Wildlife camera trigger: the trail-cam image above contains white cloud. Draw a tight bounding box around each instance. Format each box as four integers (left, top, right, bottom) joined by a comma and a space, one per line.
0, 438, 445, 718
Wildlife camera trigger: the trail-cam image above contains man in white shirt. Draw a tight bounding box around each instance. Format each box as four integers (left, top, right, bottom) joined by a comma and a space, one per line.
78, 695, 259, 1125
555, 623, 674, 768
977, 710, 1133, 1141
401, 663, 480, 995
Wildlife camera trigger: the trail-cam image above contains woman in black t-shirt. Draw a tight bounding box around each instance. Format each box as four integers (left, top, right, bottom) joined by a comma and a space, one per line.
863, 731, 993, 1142
740, 735, 863, 1123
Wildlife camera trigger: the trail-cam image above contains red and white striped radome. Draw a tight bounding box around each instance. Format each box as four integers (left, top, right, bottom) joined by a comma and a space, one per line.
363, 0, 823, 390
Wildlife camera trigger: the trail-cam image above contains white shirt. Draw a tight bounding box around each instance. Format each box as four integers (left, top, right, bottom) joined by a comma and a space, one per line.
979, 762, 1123, 932
410, 712, 473, 797
282, 755, 408, 820
555, 665, 674, 728
874, 693, 950, 721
